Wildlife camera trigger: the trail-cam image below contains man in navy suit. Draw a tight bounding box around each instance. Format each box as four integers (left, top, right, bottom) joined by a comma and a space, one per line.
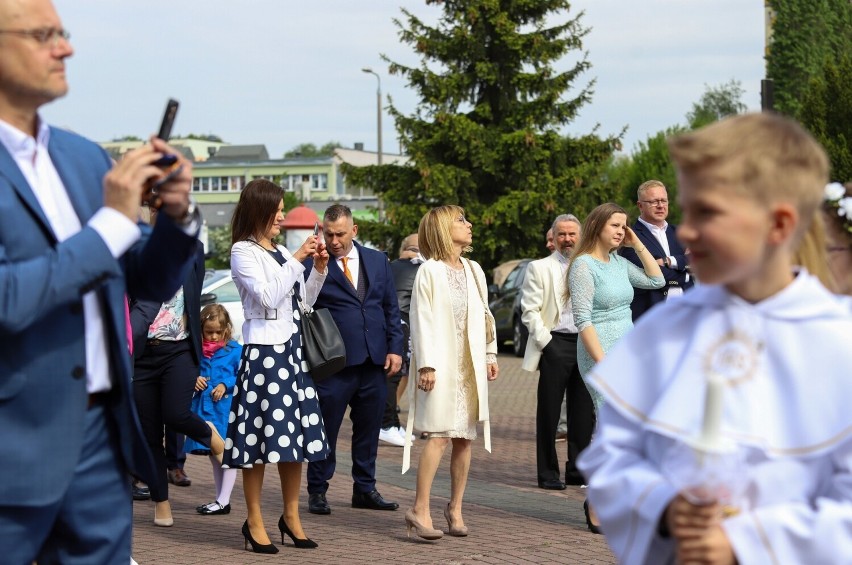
305, 204, 404, 515
0, 0, 201, 561
620, 180, 694, 320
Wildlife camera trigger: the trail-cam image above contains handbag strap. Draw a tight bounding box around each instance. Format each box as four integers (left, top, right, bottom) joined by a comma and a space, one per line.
465, 258, 489, 310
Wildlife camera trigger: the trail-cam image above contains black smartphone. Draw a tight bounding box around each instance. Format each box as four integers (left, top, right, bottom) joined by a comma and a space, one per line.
153, 98, 179, 167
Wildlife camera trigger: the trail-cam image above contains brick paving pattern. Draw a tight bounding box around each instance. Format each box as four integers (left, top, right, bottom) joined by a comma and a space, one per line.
132, 352, 617, 564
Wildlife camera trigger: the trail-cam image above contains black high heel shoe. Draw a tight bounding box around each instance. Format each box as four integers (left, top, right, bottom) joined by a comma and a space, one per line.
278, 515, 318, 549
241, 520, 279, 554
583, 500, 602, 535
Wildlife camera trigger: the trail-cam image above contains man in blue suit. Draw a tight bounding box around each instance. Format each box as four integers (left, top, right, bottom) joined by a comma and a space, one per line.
620, 180, 694, 320
0, 0, 201, 561
305, 204, 404, 515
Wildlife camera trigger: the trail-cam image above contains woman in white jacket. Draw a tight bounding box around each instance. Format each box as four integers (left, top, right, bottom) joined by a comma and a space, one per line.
224, 180, 330, 553
403, 205, 499, 540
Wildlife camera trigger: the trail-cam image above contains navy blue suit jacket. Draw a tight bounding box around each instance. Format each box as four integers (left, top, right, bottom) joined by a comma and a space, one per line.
0, 127, 196, 506
304, 242, 403, 368
619, 220, 694, 321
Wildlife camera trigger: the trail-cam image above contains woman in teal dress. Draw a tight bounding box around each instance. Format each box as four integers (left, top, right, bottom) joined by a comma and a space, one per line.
567, 203, 665, 410
566, 202, 664, 533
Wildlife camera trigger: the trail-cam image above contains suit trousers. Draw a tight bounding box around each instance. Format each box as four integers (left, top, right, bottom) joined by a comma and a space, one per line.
165, 428, 186, 470
0, 404, 131, 565
536, 332, 594, 483
133, 339, 210, 502
307, 362, 388, 495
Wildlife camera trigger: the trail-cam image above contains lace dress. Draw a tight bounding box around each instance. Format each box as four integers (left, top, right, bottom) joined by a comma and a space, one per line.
429, 264, 478, 439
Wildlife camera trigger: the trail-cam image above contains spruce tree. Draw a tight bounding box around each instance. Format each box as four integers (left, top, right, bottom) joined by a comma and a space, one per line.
345, 0, 621, 269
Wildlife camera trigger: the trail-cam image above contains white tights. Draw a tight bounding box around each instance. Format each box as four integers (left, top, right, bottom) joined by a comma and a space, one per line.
209, 454, 237, 506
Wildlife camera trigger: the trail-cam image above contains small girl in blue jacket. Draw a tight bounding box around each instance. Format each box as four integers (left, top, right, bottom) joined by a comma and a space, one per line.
184, 304, 242, 515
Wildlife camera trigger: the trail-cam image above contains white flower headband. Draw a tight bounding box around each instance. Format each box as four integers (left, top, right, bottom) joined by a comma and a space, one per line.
824, 182, 852, 235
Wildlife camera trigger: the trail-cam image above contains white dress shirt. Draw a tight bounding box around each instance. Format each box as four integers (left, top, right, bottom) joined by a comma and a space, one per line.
338, 246, 360, 288
551, 252, 579, 333
0, 118, 140, 393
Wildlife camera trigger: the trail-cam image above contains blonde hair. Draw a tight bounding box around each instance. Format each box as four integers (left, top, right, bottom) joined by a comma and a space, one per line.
792, 210, 836, 291
418, 205, 472, 261
637, 179, 666, 201
668, 113, 829, 245
200, 303, 233, 342
564, 202, 628, 302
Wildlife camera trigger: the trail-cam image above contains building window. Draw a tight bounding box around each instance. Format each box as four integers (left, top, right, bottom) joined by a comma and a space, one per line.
191, 176, 246, 192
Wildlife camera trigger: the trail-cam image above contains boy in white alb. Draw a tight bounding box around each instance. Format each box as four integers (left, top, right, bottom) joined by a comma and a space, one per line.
578, 113, 852, 565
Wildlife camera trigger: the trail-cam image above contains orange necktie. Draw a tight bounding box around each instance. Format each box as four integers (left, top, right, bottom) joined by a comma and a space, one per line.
341, 257, 354, 285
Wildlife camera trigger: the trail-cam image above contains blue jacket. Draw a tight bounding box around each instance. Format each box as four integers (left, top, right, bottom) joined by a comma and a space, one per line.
185, 340, 242, 452
304, 241, 403, 368
619, 220, 694, 321
0, 127, 196, 504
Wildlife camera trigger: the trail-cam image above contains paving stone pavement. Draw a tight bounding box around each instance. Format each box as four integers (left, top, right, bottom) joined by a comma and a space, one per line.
131, 352, 617, 564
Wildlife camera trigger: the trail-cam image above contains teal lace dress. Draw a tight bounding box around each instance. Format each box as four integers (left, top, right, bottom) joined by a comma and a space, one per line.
568, 253, 664, 409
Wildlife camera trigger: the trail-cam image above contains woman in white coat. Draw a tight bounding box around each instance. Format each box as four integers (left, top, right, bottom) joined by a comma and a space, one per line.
402, 205, 499, 540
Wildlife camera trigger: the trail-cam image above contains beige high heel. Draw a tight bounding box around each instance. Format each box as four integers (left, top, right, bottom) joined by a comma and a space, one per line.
154, 500, 174, 527
404, 508, 443, 540
443, 503, 469, 537
207, 421, 225, 464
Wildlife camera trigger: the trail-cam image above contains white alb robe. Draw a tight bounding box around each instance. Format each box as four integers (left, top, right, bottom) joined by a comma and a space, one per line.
578, 271, 852, 565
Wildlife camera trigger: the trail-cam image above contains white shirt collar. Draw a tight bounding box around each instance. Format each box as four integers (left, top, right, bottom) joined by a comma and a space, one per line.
637, 216, 668, 233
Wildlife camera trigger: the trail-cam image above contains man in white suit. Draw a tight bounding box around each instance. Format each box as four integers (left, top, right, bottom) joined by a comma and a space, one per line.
521, 214, 594, 489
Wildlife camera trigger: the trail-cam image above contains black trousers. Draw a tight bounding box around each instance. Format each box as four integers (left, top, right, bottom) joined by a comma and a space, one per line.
165, 428, 186, 470
133, 339, 210, 502
536, 332, 594, 483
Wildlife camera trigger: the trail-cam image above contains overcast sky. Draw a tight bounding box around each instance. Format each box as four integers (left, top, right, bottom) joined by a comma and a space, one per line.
43, 1, 767, 158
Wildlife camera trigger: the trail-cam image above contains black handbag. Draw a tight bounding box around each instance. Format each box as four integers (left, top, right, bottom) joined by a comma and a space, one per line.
297, 296, 346, 382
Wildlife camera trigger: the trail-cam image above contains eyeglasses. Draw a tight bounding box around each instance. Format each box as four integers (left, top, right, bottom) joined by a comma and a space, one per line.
640, 199, 668, 207
0, 27, 71, 48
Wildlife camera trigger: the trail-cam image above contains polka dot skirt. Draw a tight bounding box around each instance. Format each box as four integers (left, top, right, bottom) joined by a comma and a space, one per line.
222, 310, 330, 467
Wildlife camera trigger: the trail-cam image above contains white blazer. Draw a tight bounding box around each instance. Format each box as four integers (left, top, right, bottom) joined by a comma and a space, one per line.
520, 254, 570, 372
231, 239, 326, 345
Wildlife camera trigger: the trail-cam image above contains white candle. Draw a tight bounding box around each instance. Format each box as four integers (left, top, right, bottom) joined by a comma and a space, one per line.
699, 375, 724, 450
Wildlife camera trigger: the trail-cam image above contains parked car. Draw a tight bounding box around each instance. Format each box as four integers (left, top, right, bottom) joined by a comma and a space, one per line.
201, 269, 244, 343
488, 259, 532, 357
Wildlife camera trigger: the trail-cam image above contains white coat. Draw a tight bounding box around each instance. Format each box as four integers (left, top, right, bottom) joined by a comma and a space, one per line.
402, 258, 497, 473
230, 239, 326, 345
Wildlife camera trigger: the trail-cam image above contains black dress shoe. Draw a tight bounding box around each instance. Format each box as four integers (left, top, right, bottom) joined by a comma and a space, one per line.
132, 483, 150, 501
565, 471, 585, 486
308, 493, 331, 515
351, 489, 399, 510
538, 479, 567, 490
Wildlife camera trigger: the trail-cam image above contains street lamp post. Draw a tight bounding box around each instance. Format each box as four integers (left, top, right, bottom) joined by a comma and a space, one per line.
361, 67, 382, 166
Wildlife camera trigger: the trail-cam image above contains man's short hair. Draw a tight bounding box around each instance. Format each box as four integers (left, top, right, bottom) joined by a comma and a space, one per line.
668, 113, 829, 242
551, 214, 581, 234
324, 203, 353, 223
637, 180, 666, 201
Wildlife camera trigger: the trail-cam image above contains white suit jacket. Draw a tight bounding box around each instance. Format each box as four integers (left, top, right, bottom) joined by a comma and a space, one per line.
520, 254, 571, 372
231, 239, 326, 345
